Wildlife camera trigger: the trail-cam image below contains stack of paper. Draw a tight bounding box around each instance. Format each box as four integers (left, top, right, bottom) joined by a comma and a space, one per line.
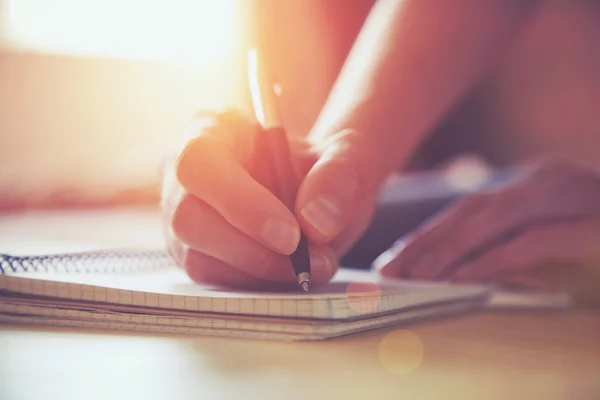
0, 257, 492, 341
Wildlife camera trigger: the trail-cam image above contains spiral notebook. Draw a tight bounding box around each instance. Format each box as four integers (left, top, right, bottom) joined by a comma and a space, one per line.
0, 249, 500, 340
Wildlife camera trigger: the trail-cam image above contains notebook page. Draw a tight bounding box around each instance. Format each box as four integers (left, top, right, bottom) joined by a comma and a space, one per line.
0, 267, 491, 320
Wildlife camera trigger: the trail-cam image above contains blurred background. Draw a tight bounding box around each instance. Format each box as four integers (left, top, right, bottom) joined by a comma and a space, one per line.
0, 0, 251, 209
0, 0, 369, 210
1, 0, 599, 214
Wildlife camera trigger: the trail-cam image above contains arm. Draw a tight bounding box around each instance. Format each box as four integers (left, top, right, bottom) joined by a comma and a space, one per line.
309, 0, 540, 179
162, 0, 542, 290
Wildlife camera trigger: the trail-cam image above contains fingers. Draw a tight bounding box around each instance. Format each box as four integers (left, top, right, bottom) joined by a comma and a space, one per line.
164, 110, 349, 290
377, 185, 593, 281
375, 193, 489, 278
171, 193, 289, 281
184, 250, 278, 290
521, 158, 600, 217
296, 129, 384, 244
452, 218, 600, 282
374, 158, 600, 291
410, 192, 514, 280
375, 217, 599, 292
176, 113, 300, 255
182, 244, 339, 291
378, 159, 600, 281
171, 192, 338, 283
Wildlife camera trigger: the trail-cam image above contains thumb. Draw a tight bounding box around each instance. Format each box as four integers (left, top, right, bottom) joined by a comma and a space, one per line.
295, 129, 384, 244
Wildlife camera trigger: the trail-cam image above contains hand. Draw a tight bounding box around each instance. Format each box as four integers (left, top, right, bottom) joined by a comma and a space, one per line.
162, 110, 385, 290
375, 158, 600, 292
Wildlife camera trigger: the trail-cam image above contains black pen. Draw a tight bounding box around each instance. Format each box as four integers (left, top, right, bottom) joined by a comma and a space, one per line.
247, 48, 311, 291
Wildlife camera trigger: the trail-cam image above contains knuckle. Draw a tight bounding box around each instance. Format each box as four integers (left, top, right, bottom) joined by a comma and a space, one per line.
174, 109, 251, 177
205, 108, 249, 126
175, 114, 223, 159
525, 158, 600, 214
170, 194, 197, 240
212, 109, 256, 164
218, 108, 254, 131
529, 157, 586, 188
522, 159, 569, 194
194, 108, 251, 137
175, 135, 221, 189
530, 156, 576, 176
323, 129, 385, 187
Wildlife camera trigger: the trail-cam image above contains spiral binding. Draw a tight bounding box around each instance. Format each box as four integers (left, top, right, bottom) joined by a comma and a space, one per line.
0, 250, 175, 275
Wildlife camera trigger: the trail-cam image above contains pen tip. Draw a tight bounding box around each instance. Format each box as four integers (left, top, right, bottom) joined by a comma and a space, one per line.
301, 281, 310, 292
297, 272, 311, 291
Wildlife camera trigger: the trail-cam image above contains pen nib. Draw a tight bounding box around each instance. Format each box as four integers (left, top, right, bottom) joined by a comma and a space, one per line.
300, 281, 310, 292
297, 272, 311, 292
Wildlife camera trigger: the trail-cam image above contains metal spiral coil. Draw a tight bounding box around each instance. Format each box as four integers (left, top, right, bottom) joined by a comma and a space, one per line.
0, 250, 175, 275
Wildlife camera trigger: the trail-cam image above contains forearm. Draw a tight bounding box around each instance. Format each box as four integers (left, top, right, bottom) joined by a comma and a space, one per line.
309, 0, 540, 180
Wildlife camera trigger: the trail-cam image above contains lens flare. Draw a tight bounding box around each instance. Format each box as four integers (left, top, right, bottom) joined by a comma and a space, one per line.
378, 329, 424, 375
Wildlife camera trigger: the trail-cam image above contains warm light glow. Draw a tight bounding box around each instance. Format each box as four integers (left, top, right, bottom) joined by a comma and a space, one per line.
2, 0, 238, 64
378, 329, 424, 375
247, 48, 266, 126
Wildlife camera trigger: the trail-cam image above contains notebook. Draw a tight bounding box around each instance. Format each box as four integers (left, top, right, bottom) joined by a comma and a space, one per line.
0, 249, 571, 341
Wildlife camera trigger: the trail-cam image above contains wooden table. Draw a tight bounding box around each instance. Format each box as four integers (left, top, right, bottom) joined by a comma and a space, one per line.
1, 311, 599, 400
1, 209, 599, 400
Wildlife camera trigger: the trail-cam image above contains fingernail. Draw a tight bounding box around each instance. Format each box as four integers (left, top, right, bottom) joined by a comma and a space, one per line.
261, 219, 300, 254
310, 253, 333, 277
300, 195, 342, 237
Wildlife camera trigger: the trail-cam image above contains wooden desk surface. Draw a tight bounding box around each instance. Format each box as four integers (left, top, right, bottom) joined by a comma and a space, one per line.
0, 209, 599, 400
1, 311, 599, 400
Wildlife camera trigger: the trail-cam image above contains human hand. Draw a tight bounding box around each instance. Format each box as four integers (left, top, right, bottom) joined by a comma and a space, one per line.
162, 110, 385, 290
375, 158, 600, 292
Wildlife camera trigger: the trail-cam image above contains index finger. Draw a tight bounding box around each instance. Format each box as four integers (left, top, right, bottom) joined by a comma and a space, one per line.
176, 116, 301, 256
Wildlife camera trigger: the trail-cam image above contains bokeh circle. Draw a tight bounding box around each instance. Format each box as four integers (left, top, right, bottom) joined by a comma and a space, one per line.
378, 329, 424, 375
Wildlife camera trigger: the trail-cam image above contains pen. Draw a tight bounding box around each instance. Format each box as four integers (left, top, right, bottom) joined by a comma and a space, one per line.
247, 48, 312, 291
